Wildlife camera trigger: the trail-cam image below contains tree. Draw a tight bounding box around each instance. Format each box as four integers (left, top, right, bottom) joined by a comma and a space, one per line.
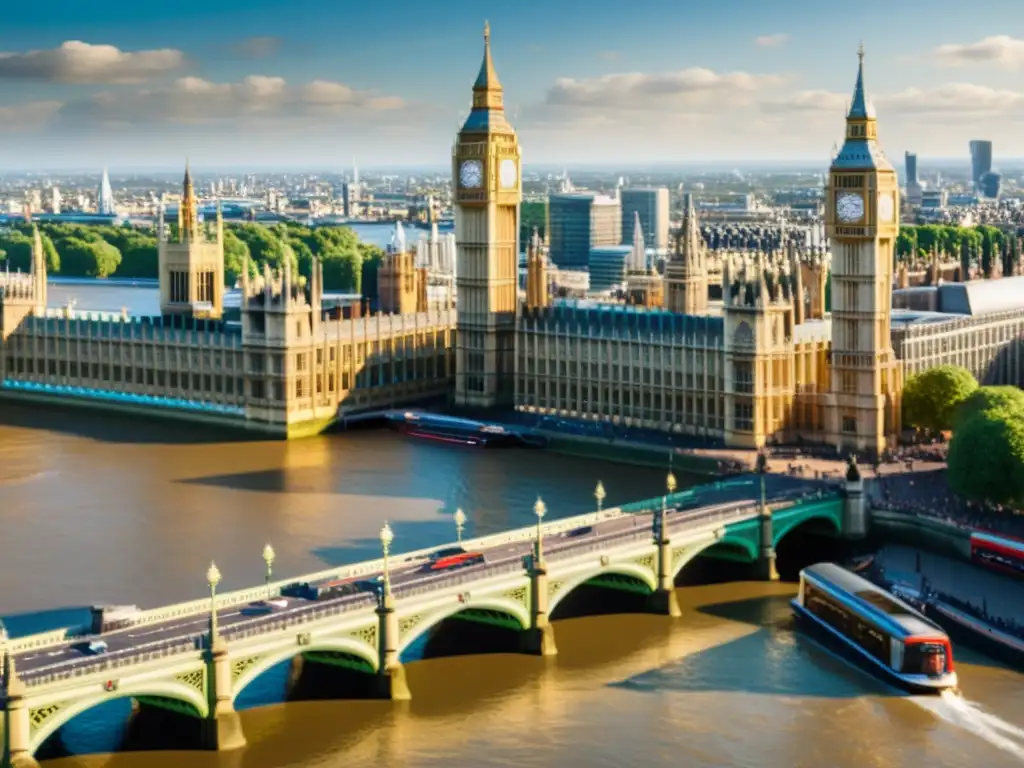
321, 250, 362, 293
361, 253, 383, 301
222, 229, 252, 286
0, 233, 33, 272
954, 386, 1024, 430
901, 365, 978, 433
60, 238, 122, 277
948, 407, 1024, 506
114, 240, 159, 279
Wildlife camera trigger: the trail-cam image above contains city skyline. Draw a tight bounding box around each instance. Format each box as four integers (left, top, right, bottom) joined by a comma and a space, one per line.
3, 0, 1024, 169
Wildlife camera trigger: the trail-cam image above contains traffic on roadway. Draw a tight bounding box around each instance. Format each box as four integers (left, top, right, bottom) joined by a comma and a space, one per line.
7, 478, 826, 685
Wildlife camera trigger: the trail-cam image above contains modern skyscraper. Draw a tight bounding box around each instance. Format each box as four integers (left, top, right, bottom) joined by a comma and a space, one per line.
979, 171, 1002, 199
825, 46, 902, 456
96, 168, 114, 216
969, 140, 993, 187
547, 193, 620, 271
453, 23, 521, 407
904, 152, 918, 186
619, 187, 669, 255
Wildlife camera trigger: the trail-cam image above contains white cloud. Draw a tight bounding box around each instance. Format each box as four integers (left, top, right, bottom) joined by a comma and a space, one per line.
543, 68, 786, 112
756, 34, 789, 48
0, 41, 185, 84
935, 35, 1024, 67
882, 83, 1024, 115
0, 101, 63, 132
761, 89, 847, 114
59, 75, 408, 126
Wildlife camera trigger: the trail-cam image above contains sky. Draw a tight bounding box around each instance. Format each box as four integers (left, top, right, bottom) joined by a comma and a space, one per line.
2, 0, 1024, 171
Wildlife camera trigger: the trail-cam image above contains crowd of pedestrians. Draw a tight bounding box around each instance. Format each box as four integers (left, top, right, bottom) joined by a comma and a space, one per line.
870, 468, 1024, 539
930, 589, 1024, 643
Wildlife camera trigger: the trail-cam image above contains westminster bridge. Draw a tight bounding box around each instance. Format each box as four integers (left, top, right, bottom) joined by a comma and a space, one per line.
1, 472, 865, 767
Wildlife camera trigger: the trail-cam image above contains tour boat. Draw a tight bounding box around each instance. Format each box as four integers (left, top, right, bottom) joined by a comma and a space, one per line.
387, 411, 547, 448
792, 563, 957, 694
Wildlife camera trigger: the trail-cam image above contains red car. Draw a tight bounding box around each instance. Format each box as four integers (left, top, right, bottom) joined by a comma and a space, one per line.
428, 552, 485, 571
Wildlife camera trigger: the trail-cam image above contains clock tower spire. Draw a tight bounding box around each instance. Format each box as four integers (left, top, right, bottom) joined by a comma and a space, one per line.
453, 22, 521, 408
825, 46, 902, 457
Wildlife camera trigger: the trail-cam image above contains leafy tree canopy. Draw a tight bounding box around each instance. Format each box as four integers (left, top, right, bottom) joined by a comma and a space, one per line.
902, 365, 978, 433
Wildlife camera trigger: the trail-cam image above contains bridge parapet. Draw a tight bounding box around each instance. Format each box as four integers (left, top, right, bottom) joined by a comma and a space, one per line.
14, 505, 640, 651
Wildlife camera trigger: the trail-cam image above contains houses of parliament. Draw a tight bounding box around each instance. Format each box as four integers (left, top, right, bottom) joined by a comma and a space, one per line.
2, 31, 1024, 453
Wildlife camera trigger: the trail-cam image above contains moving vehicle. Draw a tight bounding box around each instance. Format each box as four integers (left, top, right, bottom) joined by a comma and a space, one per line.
387, 411, 548, 448
79, 639, 108, 655
241, 598, 290, 616
792, 562, 957, 694
426, 551, 485, 571
281, 576, 381, 601
561, 525, 594, 538
429, 546, 467, 561
969, 532, 1024, 578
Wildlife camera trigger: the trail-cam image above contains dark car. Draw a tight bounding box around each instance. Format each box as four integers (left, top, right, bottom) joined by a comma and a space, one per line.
561, 525, 594, 538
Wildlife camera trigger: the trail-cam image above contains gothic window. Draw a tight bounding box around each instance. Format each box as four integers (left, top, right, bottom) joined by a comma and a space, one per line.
733, 322, 753, 346
734, 402, 754, 432
842, 416, 857, 434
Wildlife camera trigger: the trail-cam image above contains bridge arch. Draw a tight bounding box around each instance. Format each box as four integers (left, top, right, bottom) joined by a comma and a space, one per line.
671, 536, 758, 581
29, 681, 208, 756
397, 596, 530, 658
773, 511, 841, 550
231, 636, 379, 704
548, 561, 657, 617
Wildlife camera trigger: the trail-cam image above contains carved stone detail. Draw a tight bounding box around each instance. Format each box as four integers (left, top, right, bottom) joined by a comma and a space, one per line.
634, 554, 656, 572
230, 655, 263, 682
398, 614, 425, 640
503, 586, 528, 608
349, 624, 377, 648
548, 580, 564, 600
175, 668, 205, 695
29, 703, 64, 733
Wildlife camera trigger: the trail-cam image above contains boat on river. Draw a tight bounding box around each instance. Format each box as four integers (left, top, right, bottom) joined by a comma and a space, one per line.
792, 562, 957, 694
386, 410, 547, 448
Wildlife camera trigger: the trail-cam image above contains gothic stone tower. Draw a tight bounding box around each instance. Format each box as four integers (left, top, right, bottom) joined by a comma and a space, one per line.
158, 163, 225, 320
453, 23, 521, 408
665, 193, 708, 315
824, 47, 902, 456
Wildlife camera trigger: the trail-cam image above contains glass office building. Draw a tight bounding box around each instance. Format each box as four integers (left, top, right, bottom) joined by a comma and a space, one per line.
548, 193, 621, 271
620, 187, 669, 255
588, 246, 633, 292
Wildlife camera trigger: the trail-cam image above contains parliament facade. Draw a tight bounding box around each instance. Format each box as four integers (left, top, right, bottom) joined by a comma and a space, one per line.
2, 32, 1024, 452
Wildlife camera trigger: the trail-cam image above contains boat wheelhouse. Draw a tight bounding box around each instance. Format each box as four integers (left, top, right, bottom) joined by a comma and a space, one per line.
792, 562, 957, 694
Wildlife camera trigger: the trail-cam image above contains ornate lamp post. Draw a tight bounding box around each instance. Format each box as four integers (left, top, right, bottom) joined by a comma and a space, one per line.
656, 471, 677, 540
262, 543, 275, 586
380, 522, 394, 598
454, 508, 467, 544
206, 561, 222, 644
594, 481, 606, 513
534, 497, 547, 562
755, 453, 767, 511
755, 451, 778, 581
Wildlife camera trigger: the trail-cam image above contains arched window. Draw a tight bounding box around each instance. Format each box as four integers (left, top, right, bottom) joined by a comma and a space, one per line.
734, 321, 753, 346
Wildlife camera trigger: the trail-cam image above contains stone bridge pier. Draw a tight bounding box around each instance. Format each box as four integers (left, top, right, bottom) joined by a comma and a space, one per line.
3, 656, 37, 768
203, 641, 246, 752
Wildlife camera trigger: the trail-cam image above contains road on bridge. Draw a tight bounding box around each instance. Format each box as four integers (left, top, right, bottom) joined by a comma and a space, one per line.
9, 476, 825, 683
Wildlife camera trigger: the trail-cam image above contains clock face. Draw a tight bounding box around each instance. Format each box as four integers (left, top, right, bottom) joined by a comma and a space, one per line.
836, 192, 865, 223
877, 191, 895, 223
499, 158, 518, 189
459, 160, 483, 189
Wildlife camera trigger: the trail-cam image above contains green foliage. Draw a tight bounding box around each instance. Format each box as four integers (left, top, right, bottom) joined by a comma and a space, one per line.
948, 404, 1024, 506
60, 237, 122, 277
901, 365, 978, 433
361, 252, 383, 300
954, 386, 1024, 430
15, 220, 382, 293
520, 201, 546, 247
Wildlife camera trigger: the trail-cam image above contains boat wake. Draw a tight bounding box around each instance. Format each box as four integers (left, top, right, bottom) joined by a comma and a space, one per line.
912, 689, 1024, 761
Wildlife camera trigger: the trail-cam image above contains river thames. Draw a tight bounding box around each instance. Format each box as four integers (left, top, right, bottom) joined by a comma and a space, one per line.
1, 280, 1023, 766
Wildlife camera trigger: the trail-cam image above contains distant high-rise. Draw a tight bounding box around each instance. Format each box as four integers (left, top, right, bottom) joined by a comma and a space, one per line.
96, 168, 114, 216
904, 152, 918, 186
619, 187, 669, 256
969, 140, 993, 188
548, 193, 621, 271
979, 171, 1002, 199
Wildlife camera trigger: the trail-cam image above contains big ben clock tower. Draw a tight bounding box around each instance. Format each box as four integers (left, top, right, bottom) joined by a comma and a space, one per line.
825, 46, 902, 456
453, 23, 521, 408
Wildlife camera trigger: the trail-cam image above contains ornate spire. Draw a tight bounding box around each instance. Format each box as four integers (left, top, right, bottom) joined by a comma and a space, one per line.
630, 211, 646, 272
474, 21, 502, 94
462, 21, 510, 132
680, 193, 702, 269
848, 43, 871, 119
31, 224, 45, 277
179, 159, 199, 241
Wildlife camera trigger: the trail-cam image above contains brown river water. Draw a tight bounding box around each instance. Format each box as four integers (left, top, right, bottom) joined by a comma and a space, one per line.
1, 404, 1023, 768
1, 283, 1022, 768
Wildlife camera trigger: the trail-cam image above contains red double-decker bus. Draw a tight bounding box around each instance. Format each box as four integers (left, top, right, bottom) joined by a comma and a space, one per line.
970, 532, 1024, 578
428, 552, 485, 571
